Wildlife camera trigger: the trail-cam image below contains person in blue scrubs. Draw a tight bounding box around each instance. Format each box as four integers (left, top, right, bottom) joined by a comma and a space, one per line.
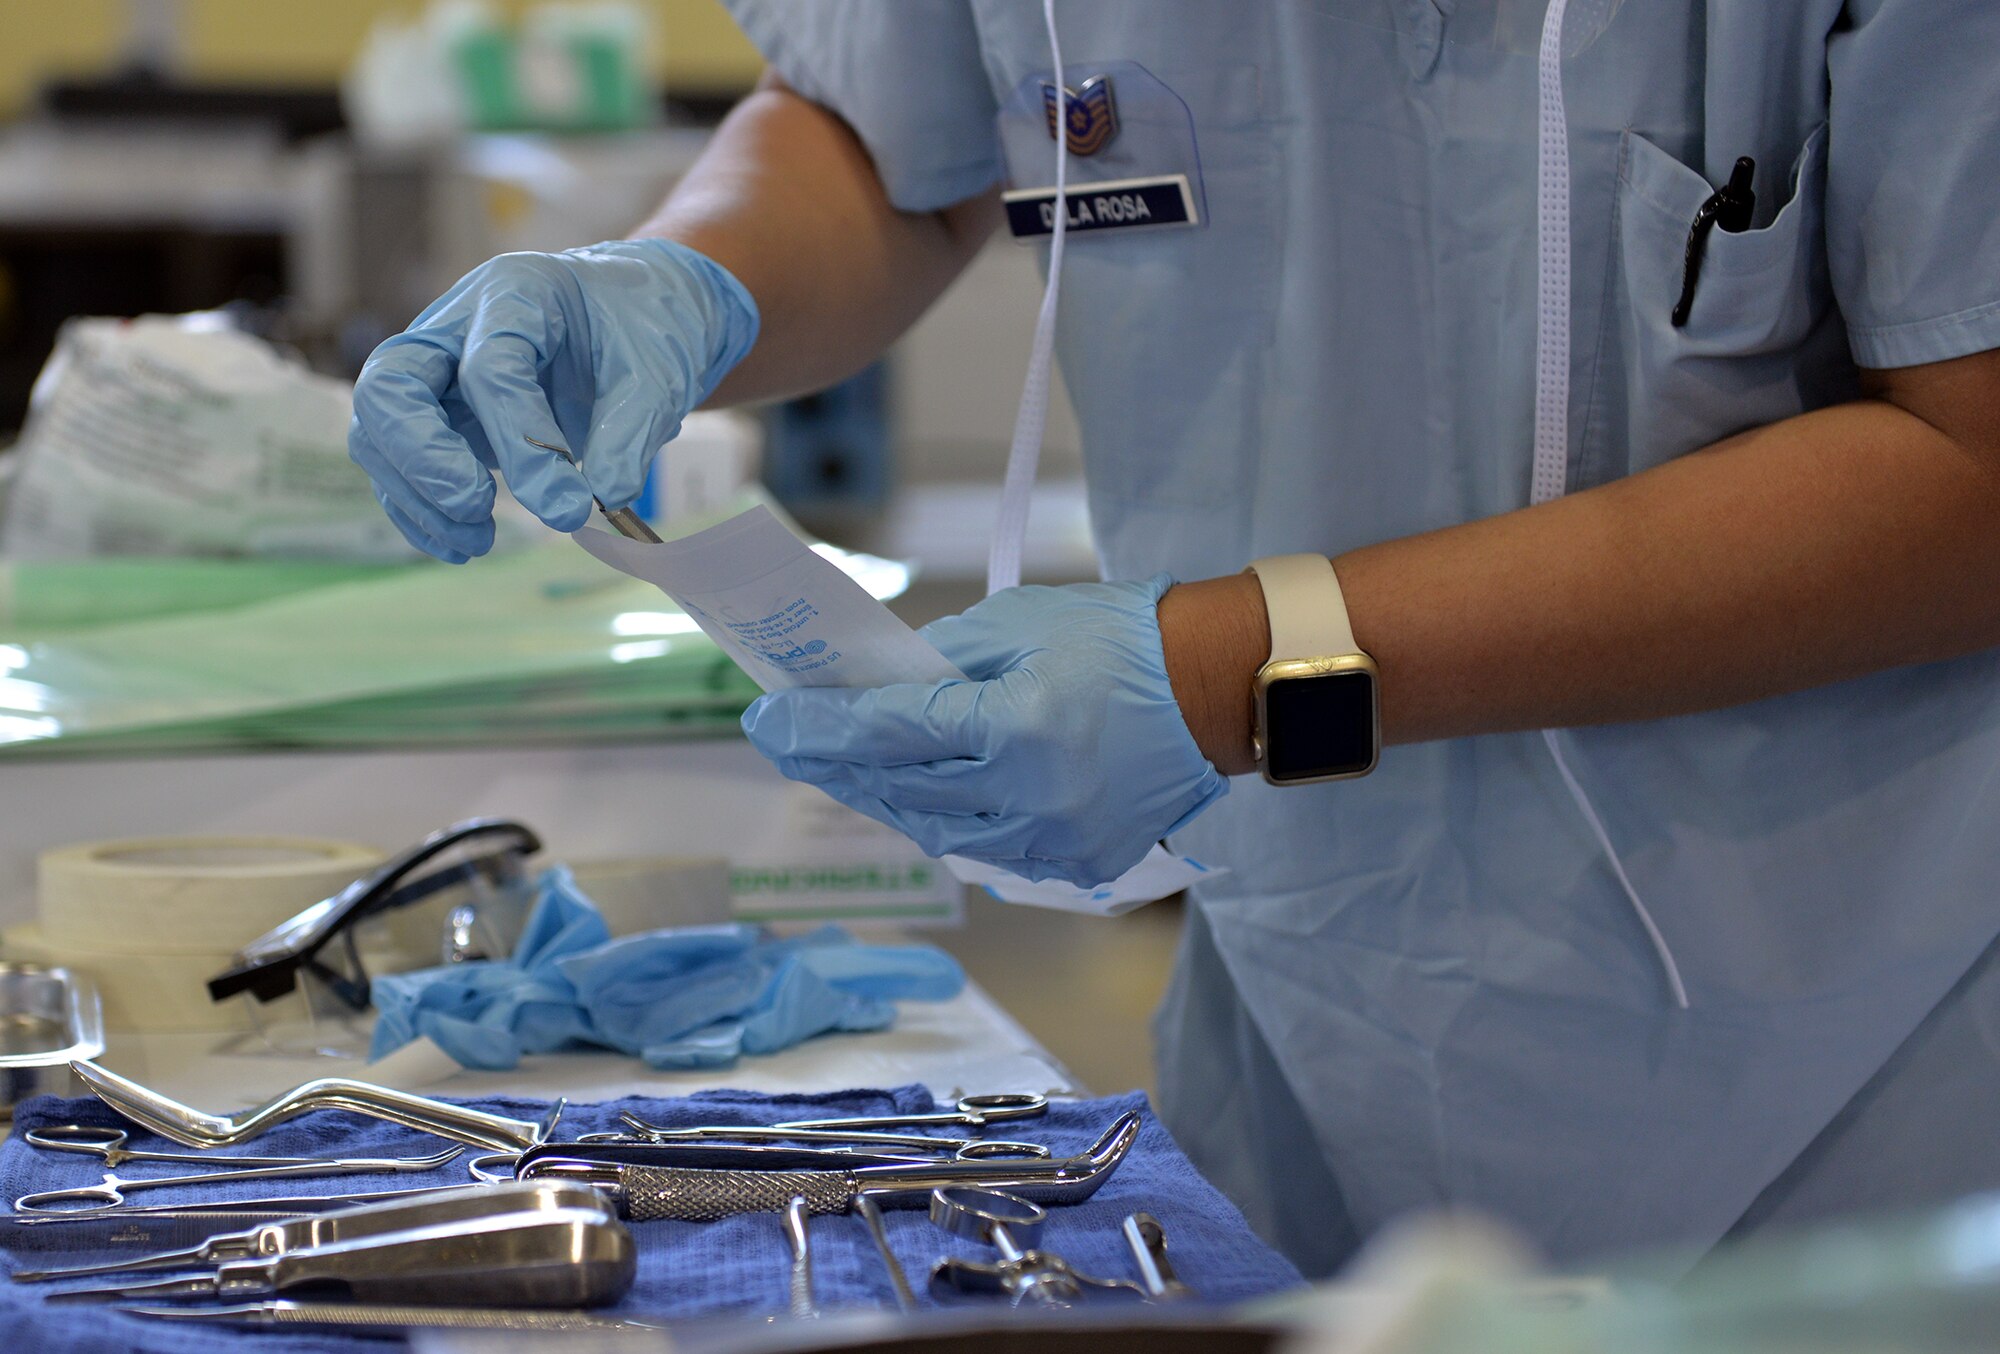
349, 3, 2000, 1276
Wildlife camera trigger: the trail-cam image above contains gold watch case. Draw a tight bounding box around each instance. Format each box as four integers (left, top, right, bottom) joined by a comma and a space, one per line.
1251, 653, 1382, 786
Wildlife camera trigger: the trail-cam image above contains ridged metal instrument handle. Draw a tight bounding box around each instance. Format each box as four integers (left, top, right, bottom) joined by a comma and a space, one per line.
617, 1167, 855, 1222
233, 1302, 649, 1332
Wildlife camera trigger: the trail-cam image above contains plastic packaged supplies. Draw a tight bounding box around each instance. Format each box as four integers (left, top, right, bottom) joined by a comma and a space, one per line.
368, 866, 965, 1070
0, 492, 915, 757
0, 558, 402, 633
0, 534, 759, 754
0, 494, 907, 757
0, 315, 419, 562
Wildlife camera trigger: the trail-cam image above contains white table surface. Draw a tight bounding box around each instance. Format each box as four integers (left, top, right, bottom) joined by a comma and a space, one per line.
93, 980, 1081, 1117
0, 740, 801, 918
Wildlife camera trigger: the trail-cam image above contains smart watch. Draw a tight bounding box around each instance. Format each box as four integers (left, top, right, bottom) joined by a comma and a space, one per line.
1246, 554, 1381, 785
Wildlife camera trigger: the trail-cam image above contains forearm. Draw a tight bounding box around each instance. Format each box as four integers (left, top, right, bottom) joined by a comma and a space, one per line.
1162, 356, 2000, 773
638, 74, 1000, 405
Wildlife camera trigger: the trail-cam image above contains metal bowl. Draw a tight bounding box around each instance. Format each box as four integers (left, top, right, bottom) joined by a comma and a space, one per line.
0, 962, 106, 1117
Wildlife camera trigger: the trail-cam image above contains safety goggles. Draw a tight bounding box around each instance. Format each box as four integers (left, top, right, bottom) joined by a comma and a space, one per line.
207, 818, 541, 1057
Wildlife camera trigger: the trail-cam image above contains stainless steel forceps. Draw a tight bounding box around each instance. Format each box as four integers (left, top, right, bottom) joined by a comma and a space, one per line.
15, 1144, 465, 1213
776, 1094, 1050, 1132
25, 1125, 391, 1171
606, 1115, 1052, 1160
609, 1093, 1056, 1158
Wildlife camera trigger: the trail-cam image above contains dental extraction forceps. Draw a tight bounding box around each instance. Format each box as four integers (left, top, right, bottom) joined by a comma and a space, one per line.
14, 1144, 465, 1213
25, 1125, 400, 1171
605, 1112, 1052, 1161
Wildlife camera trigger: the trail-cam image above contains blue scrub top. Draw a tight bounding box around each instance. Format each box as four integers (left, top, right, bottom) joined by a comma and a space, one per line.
723, 0, 2000, 1274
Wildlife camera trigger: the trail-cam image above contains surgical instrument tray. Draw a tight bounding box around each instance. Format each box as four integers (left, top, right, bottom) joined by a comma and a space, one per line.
0, 964, 104, 1118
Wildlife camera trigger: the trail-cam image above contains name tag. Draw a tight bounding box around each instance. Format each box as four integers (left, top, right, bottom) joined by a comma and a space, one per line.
1002, 174, 1198, 239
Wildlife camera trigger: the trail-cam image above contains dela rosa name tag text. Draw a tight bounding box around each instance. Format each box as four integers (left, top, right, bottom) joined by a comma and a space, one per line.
1003, 174, 1198, 238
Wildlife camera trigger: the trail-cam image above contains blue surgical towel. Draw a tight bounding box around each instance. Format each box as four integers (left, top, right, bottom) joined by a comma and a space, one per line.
0, 1087, 1306, 1352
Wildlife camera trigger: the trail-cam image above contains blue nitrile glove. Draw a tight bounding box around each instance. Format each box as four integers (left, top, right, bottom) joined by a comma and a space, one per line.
555, 923, 769, 1053
370, 879, 966, 1071
741, 576, 1229, 888
558, 924, 965, 1069
347, 237, 759, 562
368, 865, 608, 1069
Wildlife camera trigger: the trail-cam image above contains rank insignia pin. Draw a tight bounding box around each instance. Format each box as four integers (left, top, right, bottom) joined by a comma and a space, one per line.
1042, 75, 1118, 156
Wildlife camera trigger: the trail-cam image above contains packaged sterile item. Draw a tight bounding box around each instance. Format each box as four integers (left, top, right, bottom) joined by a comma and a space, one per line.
0, 314, 414, 561
575, 504, 961, 692
576, 504, 1219, 914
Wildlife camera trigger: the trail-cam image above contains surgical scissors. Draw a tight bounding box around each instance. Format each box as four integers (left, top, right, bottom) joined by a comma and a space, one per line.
606, 1112, 1051, 1160
777, 1094, 1050, 1132
25, 1125, 396, 1171
14, 1144, 466, 1213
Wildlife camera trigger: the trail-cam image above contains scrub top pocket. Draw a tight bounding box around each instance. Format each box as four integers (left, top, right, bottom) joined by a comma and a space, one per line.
1002, 61, 1282, 516
1579, 124, 1857, 487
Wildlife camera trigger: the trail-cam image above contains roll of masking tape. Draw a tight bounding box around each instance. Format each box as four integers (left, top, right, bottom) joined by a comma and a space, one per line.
38, 836, 384, 956
0, 920, 315, 1034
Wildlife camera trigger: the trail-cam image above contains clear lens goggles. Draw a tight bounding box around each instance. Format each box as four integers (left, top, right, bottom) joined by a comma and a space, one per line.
207, 818, 541, 1058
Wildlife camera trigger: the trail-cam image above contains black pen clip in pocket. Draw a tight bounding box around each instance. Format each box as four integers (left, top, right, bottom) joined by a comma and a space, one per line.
1671, 157, 1757, 328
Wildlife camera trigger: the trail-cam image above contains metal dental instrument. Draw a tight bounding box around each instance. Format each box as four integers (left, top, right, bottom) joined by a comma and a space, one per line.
0, 1209, 342, 1255
12, 1180, 607, 1283
526, 436, 664, 543
25, 1124, 453, 1172
783, 1195, 818, 1320
773, 1093, 1050, 1132
69, 1058, 562, 1153
117, 1302, 663, 1334
567, 1134, 997, 1165
609, 1111, 1051, 1160
854, 1194, 917, 1312
928, 1187, 1144, 1309
929, 1187, 1060, 1308
5, 1183, 485, 1221
14, 1143, 466, 1213
1121, 1212, 1194, 1301
473, 1139, 969, 1184
49, 1205, 637, 1308
516, 1111, 1139, 1222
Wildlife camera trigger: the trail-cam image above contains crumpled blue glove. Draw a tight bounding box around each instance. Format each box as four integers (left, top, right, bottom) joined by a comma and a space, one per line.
368, 868, 965, 1072
741, 575, 1228, 888
369, 865, 609, 1069
347, 237, 759, 562
559, 925, 963, 1070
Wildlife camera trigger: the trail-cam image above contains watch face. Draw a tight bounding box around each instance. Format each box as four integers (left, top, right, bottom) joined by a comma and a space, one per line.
1264, 668, 1378, 782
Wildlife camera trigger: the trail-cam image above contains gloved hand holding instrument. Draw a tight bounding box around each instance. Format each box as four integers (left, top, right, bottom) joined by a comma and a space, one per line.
347, 238, 759, 561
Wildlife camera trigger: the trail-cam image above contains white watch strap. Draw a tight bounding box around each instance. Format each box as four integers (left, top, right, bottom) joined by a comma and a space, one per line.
1248, 554, 1360, 662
